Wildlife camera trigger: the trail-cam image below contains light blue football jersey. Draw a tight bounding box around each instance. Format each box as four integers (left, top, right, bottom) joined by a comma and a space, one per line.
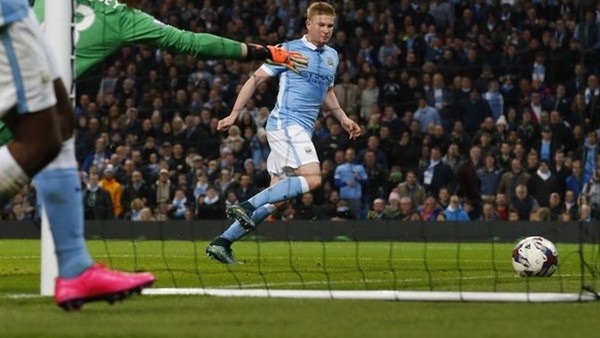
261, 36, 339, 134
0, 0, 29, 27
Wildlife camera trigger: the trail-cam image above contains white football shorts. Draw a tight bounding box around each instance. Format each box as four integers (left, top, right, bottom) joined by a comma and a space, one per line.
0, 10, 56, 117
266, 125, 319, 176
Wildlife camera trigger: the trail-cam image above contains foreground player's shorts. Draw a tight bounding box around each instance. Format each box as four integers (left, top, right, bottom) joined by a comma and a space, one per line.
0, 10, 56, 117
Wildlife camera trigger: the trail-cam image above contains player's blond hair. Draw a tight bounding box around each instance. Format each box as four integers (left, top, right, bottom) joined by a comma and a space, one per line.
307, 2, 336, 20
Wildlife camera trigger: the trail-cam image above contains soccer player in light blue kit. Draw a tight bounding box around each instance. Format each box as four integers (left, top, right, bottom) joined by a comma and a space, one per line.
0, 0, 154, 310
206, 2, 361, 264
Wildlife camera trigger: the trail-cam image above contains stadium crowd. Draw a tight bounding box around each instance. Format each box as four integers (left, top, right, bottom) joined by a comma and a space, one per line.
3, 0, 600, 223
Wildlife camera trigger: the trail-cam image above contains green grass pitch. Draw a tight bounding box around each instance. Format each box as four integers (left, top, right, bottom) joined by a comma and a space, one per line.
0, 239, 599, 338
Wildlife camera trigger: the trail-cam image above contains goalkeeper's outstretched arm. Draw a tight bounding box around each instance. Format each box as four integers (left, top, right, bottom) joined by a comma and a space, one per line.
117, 0, 307, 72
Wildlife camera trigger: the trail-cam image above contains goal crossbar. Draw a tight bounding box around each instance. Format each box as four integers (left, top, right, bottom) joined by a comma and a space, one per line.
143, 288, 599, 303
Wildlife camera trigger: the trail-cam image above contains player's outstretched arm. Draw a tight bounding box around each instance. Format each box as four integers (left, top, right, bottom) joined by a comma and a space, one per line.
324, 88, 361, 139
217, 68, 271, 131
116, 2, 307, 72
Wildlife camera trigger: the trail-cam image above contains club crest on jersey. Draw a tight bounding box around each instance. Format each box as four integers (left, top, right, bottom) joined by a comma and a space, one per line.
305, 146, 312, 153
327, 57, 334, 67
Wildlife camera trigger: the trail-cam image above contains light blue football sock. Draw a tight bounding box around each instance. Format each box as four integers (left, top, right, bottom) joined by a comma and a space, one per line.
248, 176, 309, 209
34, 138, 93, 278
221, 204, 276, 242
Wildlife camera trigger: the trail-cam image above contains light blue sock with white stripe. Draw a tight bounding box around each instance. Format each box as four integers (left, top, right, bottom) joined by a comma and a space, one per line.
221, 204, 276, 242
34, 138, 93, 278
248, 176, 309, 209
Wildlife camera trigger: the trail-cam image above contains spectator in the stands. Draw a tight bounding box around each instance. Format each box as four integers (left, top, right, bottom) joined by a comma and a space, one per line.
576, 130, 599, 181
368, 198, 386, 220
334, 147, 369, 219
195, 186, 225, 220
413, 97, 442, 134
480, 201, 499, 221
334, 72, 360, 115
495, 193, 509, 221
511, 184, 540, 221
458, 89, 493, 136
583, 168, 600, 219
477, 154, 502, 203
566, 160, 587, 198
528, 160, 559, 207
83, 172, 113, 221
548, 192, 565, 221
580, 203, 593, 222
81, 137, 111, 174
532, 124, 559, 164
122, 170, 151, 215
396, 170, 426, 208
456, 145, 482, 216
419, 195, 440, 221
295, 192, 320, 221
497, 158, 531, 202
152, 168, 174, 207
419, 146, 455, 195
443, 195, 470, 222
99, 165, 123, 219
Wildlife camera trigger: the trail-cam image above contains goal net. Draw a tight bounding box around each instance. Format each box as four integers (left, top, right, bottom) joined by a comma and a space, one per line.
76, 218, 600, 303
32, 0, 600, 304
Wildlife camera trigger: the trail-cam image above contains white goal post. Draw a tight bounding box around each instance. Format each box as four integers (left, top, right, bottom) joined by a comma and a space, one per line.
40, 0, 74, 296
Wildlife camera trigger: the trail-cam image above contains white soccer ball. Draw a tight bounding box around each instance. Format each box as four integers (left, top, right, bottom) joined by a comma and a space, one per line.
511, 236, 559, 277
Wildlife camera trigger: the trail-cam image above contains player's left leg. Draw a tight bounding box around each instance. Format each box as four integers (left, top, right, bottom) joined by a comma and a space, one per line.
40, 78, 154, 311
207, 203, 278, 264
34, 78, 94, 279
27, 12, 154, 310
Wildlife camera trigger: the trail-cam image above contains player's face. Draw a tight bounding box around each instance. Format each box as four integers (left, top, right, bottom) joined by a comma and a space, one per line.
306, 14, 335, 47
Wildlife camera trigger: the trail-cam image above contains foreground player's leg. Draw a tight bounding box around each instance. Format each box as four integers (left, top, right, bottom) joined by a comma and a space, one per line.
35, 137, 94, 278
207, 204, 276, 264
37, 139, 152, 311
226, 177, 309, 229
46, 80, 155, 310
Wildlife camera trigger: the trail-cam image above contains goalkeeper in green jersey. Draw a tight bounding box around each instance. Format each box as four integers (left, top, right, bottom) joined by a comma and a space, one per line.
36, 0, 307, 78
0, 0, 307, 143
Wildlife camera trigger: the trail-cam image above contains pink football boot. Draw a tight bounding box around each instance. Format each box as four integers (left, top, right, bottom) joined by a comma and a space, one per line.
54, 264, 155, 311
